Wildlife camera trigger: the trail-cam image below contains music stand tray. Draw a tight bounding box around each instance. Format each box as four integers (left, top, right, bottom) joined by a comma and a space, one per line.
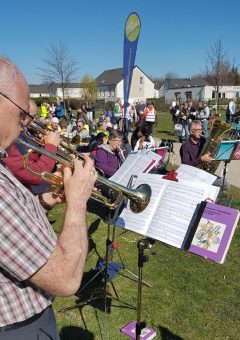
214, 140, 239, 162
214, 140, 239, 200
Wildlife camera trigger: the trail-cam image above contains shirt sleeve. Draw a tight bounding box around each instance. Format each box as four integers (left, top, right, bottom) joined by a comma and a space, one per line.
95, 149, 118, 177
180, 143, 200, 167
0, 182, 57, 281
4, 144, 57, 186
229, 101, 235, 115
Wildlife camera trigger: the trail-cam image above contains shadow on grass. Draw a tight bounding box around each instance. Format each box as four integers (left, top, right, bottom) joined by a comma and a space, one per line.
87, 199, 108, 221
48, 219, 57, 225
58, 265, 135, 319
158, 325, 184, 340
60, 326, 94, 340
157, 130, 172, 134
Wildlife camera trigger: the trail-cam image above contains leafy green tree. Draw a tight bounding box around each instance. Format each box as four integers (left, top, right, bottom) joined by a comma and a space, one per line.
80, 74, 97, 100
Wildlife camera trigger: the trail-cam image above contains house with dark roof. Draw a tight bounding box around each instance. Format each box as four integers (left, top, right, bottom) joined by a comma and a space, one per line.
159, 78, 240, 104
29, 83, 58, 98
29, 83, 85, 99
95, 66, 156, 103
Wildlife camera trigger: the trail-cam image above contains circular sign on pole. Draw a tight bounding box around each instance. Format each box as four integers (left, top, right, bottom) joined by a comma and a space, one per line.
125, 12, 141, 42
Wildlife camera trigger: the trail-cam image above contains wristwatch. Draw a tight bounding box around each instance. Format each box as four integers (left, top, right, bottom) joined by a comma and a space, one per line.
38, 193, 53, 211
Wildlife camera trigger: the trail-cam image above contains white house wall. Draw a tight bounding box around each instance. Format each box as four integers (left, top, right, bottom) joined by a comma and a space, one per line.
161, 85, 240, 104
114, 69, 155, 104
56, 87, 83, 99
164, 86, 204, 104
30, 93, 49, 98
97, 67, 155, 104
115, 80, 124, 100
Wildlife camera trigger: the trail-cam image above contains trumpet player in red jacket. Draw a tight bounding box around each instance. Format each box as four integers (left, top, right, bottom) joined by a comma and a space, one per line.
3, 99, 61, 194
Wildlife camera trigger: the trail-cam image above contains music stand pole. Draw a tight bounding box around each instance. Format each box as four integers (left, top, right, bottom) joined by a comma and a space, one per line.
136, 239, 155, 340
103, 206, 113, 301
221, 161, 229, 194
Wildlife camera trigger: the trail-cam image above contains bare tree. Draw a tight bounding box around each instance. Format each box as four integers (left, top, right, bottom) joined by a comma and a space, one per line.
205, 39, 232, 112
80, 74, 97, 100
38, 39, 79, 113
164, 72, 179, 80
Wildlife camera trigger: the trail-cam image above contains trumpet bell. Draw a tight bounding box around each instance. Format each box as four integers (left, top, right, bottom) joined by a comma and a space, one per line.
71, 135, 81, 145
130, 184, 152, 213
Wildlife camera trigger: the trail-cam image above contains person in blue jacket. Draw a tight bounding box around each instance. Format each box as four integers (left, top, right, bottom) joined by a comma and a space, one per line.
55, 101, 65, 119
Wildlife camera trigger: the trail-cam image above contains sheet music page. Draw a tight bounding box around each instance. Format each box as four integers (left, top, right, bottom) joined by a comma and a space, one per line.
110, 152, 140, 184
115, 174, 165, 235
176, 164, 217, 185
110, 151, 162, 187
147, 180, 220, 249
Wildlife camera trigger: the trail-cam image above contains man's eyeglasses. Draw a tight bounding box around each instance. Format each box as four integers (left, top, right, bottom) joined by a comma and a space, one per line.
0, 92, 34, 127
191, 128, 202, 132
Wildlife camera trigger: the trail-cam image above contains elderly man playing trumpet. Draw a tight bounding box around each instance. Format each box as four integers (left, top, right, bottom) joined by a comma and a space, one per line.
0, 56, 97, 339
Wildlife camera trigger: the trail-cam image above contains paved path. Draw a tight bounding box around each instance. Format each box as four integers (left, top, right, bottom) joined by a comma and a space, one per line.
154, 139, 239, 188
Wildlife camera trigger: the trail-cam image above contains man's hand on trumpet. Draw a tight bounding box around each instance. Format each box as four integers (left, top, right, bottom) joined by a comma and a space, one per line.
200, 152, 213, 165
64, 155, 98, 207
39, 155, 98, 210
43, 131, 61, 148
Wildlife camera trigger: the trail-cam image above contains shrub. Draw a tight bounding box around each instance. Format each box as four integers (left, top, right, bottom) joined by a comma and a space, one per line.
105, 101, 115, 111
147, 97, 169, 112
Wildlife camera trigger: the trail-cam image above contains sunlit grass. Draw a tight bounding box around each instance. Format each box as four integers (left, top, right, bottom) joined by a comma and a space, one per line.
50, 112, 240, 340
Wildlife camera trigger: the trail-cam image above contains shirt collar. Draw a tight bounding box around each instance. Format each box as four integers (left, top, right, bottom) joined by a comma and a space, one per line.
0, 147, 8, 159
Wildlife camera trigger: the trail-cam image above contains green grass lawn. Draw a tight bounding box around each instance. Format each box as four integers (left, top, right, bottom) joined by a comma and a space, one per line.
50, 112, 240, 340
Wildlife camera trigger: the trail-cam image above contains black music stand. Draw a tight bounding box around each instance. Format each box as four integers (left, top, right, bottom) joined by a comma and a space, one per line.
59, 186, 150, 315
120, 238, 156, 339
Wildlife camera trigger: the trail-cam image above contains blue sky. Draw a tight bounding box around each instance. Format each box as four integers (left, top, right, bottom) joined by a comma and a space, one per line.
1, 0, 240, 84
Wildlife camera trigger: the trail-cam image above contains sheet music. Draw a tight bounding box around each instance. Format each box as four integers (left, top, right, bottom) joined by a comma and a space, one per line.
176, 164, 217, 185
116, 174, 220, 249
110, 151, 162, 187
147, 180, 219, 248
115, 174, 165, 235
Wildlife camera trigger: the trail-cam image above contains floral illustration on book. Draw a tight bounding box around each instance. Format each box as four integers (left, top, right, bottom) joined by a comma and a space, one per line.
191, 218, 225, 252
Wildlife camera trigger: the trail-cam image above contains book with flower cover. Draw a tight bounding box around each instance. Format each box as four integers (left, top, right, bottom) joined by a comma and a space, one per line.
120, 321, 156, 339
188, 202, 239, 263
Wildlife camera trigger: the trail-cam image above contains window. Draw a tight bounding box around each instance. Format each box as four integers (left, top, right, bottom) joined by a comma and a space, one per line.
185, 91, 192, 99
140, 77, 143, 85
212, 91, 215, 99
175, 92, 181, 100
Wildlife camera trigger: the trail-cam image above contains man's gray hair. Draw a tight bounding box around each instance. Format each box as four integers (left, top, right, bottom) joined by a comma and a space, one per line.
109, 129, 123, 141
189, 120, 202, 130
0, 56, 24, 97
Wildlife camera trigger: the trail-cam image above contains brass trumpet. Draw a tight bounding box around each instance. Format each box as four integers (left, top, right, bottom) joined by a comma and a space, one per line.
18, 138, 151, 213
25, 121, 81, 162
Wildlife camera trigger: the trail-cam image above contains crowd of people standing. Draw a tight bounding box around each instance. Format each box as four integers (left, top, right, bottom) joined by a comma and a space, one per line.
169, 99, 211, 142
